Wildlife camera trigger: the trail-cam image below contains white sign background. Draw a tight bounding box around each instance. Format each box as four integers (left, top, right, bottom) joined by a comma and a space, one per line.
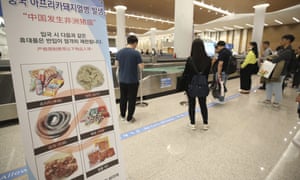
2, 0, 125, 179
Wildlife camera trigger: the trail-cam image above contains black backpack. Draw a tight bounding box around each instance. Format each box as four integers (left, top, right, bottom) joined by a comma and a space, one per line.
226, 56, 237, 74
187, 60, 209, 98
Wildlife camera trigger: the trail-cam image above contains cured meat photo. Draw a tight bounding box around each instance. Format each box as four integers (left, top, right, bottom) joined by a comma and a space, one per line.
44, 152, 78, 180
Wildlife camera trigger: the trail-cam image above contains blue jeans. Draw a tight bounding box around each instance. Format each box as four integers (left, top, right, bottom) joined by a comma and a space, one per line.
265, 76, 285, 103
216, 72, 228, 102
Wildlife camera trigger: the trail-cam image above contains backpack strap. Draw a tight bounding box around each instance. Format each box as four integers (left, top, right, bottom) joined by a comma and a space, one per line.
190, 58, 202, 75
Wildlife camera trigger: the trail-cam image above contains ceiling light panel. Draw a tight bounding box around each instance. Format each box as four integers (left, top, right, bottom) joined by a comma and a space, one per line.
214, 28, 224, 31
234, 25, 243, 29
292, 17, 300, 23
274, 19, 283, 24
193, 1, 233, 16
246, 24, 253, 27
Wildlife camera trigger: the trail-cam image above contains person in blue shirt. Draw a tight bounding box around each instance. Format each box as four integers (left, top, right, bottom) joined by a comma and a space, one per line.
115, 35, 144, 123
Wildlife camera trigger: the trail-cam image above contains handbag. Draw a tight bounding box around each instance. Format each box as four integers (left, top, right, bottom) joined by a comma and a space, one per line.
176, 75, 186, 92
252, 62, 259, 74
257, 60, 276, 78
269, 60, 285, 81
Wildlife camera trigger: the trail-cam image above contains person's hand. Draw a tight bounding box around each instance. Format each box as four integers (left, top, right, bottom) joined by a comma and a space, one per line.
296, 94, 300, 103
218, 74, 222, 82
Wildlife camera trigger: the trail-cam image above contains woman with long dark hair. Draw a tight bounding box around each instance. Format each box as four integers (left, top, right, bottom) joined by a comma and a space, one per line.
182, 39, 211, 130
239, 41, 258, 93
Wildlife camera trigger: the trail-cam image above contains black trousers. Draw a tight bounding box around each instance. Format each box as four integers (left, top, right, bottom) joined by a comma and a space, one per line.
187, 95, 208, 125
119, 82, 139, 121
240, 64, 255, 90
293, 71, 300, 87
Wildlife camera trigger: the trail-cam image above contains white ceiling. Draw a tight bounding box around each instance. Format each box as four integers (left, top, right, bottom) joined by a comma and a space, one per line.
194, 4, 300, 32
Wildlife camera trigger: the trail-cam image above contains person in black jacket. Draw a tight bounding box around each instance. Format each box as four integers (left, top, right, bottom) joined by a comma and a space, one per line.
264, 34, 295, 108
182, 39, 211, 130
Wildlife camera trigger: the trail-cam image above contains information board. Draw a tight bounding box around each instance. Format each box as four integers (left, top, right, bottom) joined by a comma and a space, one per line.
2, 0, 125, 179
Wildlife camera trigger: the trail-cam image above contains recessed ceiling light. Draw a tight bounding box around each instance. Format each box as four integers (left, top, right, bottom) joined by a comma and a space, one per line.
264, 23, 268, 26
246, 24, 253, 27
292, 17, 300, 23
274, 19, 283, 24
193, 1, 233, 16
214, 28, 224, 31
234, 25, 243, 29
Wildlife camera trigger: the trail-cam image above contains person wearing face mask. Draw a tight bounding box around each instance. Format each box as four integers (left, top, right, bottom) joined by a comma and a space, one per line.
239, 42, 259, 94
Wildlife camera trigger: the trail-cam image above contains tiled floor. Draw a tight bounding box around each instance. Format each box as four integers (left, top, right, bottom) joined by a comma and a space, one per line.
1, 76, 300, 180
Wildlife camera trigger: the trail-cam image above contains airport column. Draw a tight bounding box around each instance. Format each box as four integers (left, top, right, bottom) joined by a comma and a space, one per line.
174, 0, 194, 58
150, 28, 157, 50
114, 5, 127, 50
252, 4, 269, 51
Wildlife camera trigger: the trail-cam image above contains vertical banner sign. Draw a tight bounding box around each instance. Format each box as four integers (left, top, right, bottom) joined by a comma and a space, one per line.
2, 0, 125, 179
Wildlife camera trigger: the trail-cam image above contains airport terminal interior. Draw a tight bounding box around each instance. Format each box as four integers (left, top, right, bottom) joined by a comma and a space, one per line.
0, 0, 300, 180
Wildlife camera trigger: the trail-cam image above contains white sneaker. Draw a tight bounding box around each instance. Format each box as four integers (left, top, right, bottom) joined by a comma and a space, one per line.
188, 124, 196, 130
263, 99, 271, 104
119, 115, 125, 121
202, 124, 209, 131
216, 99, 225, 104
272, 103, 280, 108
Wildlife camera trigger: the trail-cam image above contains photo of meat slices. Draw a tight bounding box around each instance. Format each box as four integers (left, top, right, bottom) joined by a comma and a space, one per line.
44, 152, 78, 180
87, 137, 115, 167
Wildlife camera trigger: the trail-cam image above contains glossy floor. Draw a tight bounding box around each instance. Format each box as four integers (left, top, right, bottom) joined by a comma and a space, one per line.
0, 76, 300, 180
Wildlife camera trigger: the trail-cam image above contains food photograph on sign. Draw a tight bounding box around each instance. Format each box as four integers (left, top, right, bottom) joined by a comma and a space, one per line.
29, 66, 64, 97
21, 63, 72, 102
36, 111, 72, 140
75, 97, 113, 134
28, 104, 79, 149
35, 146, 84, 180
82, 135, 117, 170
70, 61, 109, 94
77, 64, 105, 90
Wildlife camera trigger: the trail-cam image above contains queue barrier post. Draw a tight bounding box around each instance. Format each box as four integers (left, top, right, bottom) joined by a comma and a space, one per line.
136, 70, 148, 107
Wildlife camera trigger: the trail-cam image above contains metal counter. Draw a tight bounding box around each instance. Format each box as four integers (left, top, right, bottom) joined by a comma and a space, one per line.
112, 62, 185, 99
0, 60, 18, 121
112, 59, 242, 100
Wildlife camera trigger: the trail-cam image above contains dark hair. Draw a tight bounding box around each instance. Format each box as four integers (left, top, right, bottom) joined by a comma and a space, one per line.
191, 39, 208, 57
282, 34, 295, 43
217, 41, 226, 47
263, 41, 270, 46
190, 39, 209, 68
276, 45, 283, 51
127, 35, 138, 44
249, 41, 258, 58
